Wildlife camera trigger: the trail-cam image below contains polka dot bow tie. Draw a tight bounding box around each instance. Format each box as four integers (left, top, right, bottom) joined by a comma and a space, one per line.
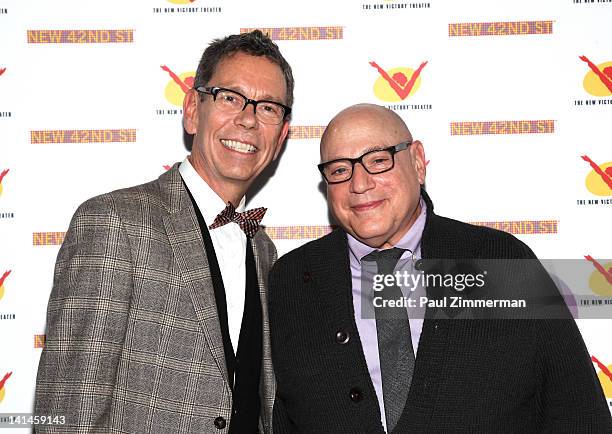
208, 202, 267, 238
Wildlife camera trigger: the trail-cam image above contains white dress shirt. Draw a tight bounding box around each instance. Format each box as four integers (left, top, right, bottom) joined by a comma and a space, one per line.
179, 158, 246, 354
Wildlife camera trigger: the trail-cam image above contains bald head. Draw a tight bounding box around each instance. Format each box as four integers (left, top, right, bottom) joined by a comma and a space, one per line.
321, 104, 412, 161
319, 103, 427, 249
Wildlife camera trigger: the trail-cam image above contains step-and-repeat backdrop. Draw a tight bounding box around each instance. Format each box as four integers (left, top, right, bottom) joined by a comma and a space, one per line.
1, 0, 611, 425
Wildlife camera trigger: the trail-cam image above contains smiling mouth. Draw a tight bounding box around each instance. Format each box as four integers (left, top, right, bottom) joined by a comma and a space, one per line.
221, 139, 257, 154
351, 200, 384, 212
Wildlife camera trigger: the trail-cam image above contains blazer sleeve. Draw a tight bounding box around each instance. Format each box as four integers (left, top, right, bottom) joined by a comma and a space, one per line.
34, 195, 133, 432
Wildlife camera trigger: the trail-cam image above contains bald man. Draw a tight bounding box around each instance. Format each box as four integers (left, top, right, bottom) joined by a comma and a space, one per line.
268, 104, 611, 433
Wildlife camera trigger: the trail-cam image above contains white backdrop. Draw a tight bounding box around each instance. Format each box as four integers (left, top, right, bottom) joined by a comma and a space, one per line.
0, 0, 611, 426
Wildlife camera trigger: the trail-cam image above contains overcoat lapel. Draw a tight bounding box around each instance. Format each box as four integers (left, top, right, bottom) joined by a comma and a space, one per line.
306, 229, 386, 431
394, 191, 453, 432
307, 229, 356, 326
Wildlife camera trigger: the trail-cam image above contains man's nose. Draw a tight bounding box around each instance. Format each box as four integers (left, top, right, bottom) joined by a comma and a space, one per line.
234, 102, 258, 128
350, 163, 375, 193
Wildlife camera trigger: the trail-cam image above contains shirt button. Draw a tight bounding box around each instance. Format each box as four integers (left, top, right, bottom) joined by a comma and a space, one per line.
349, 387, 363, 402
214, 416, 226, 429
335, 330, 349, 344
303, 271, 311, 283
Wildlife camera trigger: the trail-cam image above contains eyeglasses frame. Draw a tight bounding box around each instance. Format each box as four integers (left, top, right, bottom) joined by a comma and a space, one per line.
196, 86, 292, 124
317, 140, 412, 184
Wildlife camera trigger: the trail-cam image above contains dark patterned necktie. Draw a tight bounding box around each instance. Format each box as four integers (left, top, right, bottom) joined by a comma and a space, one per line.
208, 202, 267, 238
363, 247, 415, 432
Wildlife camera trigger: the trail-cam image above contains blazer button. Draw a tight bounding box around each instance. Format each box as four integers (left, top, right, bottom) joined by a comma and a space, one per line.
414, 259, 424, 271
349, 387, 363, 402
335, 330, 349, 344
303, 271, 311, 283
214, 416, 226, 429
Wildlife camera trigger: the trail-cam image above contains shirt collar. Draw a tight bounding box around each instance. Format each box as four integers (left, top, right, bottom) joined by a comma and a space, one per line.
347, 197, 427, 263
178, 157, 246, 226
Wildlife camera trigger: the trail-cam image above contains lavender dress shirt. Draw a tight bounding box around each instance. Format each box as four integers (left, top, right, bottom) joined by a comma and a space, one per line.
347, 199, 427, 432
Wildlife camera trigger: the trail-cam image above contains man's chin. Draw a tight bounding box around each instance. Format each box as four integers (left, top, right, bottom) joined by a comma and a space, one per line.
350, 230, 390, 249
219, 167, 260, 184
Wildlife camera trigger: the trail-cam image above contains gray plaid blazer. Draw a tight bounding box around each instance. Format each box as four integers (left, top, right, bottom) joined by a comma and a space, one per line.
35, 164, 277, 433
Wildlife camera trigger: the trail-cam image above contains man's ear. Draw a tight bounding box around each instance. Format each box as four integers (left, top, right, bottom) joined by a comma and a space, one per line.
183, 89, 199, 135
411, 140, 426, 184
273, 119, 290, 160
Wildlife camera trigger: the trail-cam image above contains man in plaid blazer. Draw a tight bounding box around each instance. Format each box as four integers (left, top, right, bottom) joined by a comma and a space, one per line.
35, 30, 293, 433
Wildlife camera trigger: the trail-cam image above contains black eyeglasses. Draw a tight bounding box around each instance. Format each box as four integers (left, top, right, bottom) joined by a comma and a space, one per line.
318, 141, 411, 184
196, 86, 291, 125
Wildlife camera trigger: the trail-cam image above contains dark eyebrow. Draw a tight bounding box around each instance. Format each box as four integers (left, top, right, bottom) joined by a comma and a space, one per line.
219, 85, 285, 105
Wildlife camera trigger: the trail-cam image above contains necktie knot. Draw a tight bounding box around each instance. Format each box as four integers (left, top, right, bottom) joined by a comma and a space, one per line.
209, 202, 267, 238
362, 247, 407, 275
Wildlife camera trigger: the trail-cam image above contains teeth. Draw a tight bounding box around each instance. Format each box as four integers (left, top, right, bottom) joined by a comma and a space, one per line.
221, 140, 256, 154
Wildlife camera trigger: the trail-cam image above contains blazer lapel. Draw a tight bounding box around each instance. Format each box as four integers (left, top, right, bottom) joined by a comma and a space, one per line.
250, 231, 275, 433
159, 164, 231, 389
